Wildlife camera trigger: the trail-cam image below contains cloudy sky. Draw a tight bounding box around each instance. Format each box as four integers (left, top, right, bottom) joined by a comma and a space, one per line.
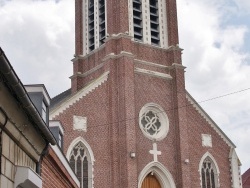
0, 0, 250, 173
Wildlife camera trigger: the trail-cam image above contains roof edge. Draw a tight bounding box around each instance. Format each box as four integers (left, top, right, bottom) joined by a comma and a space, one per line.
186, 90, 236, 148
0, 48, 56, 145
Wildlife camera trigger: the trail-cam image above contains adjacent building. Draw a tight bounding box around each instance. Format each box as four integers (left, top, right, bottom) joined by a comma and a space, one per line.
0, 48, 79, 188
0, 48, 56, 188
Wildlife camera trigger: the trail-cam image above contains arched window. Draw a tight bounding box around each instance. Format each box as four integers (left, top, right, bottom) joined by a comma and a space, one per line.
201, 157, 216, 188
199, 153, 220, 188
67, 137, 94, 188
69, 142, 89, 187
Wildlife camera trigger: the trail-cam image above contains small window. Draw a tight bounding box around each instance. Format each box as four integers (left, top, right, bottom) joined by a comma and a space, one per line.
58, 132, 62, 148
42, 101, 47, 122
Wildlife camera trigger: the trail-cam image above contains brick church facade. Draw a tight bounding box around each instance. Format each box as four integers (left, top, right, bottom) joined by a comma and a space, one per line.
50, 0, 242, 187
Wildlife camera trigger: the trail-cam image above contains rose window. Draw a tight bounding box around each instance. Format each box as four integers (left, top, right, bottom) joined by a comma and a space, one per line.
139, 103, 169, 141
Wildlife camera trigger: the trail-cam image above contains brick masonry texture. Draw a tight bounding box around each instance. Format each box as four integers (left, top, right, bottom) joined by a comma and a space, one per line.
41, 147, 79, 188
51, 0, 235, 188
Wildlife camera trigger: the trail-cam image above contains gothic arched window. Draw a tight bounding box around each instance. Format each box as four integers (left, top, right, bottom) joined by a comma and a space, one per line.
201, 157, 219, 188
69, 142, 91, 188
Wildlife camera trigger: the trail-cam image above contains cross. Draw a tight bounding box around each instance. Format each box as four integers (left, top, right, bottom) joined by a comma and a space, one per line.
149, 143, 161, 162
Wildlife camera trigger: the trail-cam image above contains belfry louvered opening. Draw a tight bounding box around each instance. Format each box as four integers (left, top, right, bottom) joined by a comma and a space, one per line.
133, 0, 143, 41
88, 0, 95, 51
150, 0, 160, 45
99, 0, 106, 45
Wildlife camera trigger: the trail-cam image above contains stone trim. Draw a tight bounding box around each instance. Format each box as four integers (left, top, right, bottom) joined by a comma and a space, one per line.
50, 71, 109, 118
50, 144, 80, 187
198, 152, 220, 187
70, 63, 105, 79
66, 137, 95, 188
14, 166, 42, 188
134, 59, 169, 69
135, 68, 172, 80
229, 148, 243, 188
139, 103, 170, 141
72, 45, 106, 62
102, 51, 135, 62
104, 32, 132, 42
138, 161, 176, 188
186, 93, 235, 148
169, 63, 186, 70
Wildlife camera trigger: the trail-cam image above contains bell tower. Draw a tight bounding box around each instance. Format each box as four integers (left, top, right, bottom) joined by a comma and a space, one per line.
69, 0, 191, 187
72, 0, 182, 90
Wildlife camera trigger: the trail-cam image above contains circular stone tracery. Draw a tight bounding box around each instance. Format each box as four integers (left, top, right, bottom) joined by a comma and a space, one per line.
139, 103, 169, 141
141, 111, 161, 136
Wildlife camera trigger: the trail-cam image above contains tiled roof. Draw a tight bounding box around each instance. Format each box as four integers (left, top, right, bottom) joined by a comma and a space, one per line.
50, 88, 71, 109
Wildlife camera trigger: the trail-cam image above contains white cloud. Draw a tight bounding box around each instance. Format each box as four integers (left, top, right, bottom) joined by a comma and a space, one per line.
0, 0, 74, 97
233, 0, 250, 14
0, 0, 250, 175
177, 0, 250, 173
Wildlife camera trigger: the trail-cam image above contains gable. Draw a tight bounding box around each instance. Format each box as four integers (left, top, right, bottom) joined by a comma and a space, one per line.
50, 71, 109, 119
186, 91, 235, 148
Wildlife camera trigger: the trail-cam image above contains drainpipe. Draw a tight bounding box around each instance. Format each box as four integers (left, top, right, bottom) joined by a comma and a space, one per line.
36, 142, 50, 175
0, 107, 8, 133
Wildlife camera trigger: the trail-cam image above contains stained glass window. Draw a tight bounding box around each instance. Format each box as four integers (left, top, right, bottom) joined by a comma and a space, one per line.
69, 142, 89, 188
201, 157, 217, 188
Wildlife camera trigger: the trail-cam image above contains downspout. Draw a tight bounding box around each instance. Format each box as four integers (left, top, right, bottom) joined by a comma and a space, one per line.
36, 142, 50, 175
0, 107, 50, 175
0, 107, 8, 174
0, 107, 8, 133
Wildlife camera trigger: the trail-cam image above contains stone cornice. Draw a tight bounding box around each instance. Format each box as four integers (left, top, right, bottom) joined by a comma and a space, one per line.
102, 51, 135, 62
134, 59, 169, 69
169, 63, 186, 70
166, 45, 184, 52
135, 68, 172, 80
71, 44, 106, 62
104, 32, 133, 42
69, 63, 105, 79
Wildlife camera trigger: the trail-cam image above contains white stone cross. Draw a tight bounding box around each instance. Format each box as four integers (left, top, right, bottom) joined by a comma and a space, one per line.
149, 143, 161, 162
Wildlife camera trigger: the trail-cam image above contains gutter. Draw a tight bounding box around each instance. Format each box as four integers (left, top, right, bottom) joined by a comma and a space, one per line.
0, 48, 56, 145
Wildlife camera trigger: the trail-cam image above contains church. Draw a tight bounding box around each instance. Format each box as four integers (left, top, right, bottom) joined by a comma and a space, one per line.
49, 0, 242, 187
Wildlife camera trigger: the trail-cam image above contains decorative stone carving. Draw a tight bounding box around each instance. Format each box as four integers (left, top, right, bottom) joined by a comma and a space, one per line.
149, 143, 161, 162
202, 134, 212, 147
139, 103, 169, 141
73, 115, 87, 132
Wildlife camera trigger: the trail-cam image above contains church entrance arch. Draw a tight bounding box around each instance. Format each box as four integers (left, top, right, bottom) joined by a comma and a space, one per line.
141, 173, 161, 188
138, 162, 176, 188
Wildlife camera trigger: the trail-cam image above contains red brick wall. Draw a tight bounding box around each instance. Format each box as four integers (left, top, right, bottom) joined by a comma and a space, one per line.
186, 100, 232, 188
41, 147, 78, 188
243, 168, 250, 188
